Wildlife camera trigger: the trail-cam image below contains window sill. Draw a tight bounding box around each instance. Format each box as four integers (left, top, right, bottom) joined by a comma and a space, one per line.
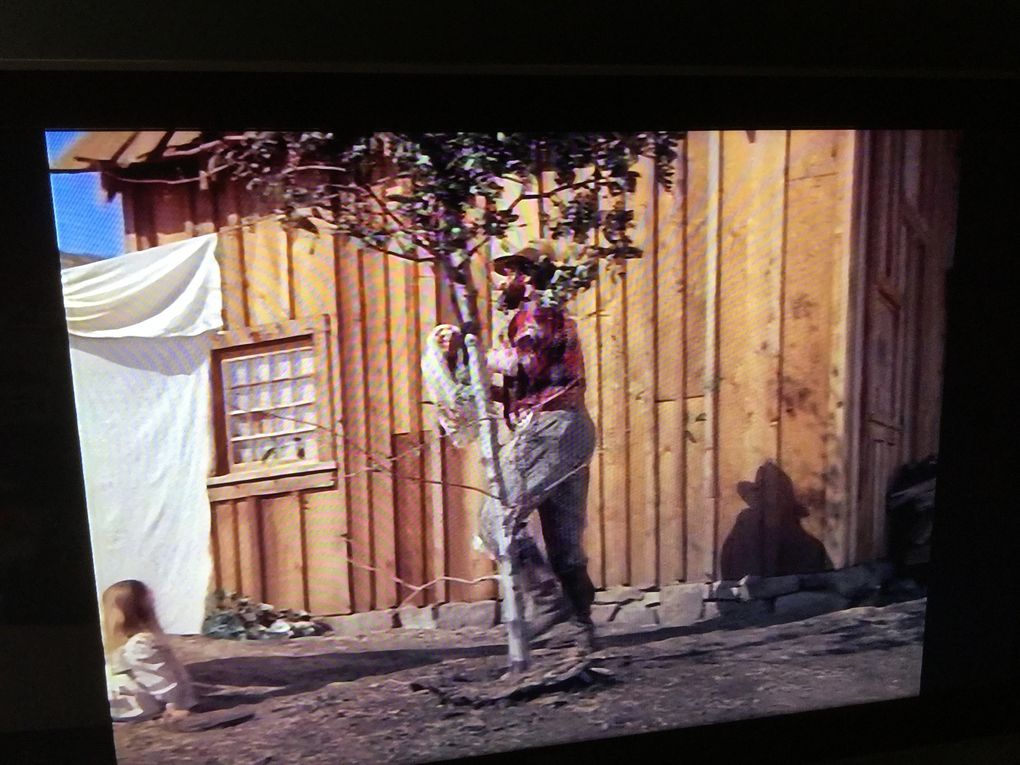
206, 461, 337, 502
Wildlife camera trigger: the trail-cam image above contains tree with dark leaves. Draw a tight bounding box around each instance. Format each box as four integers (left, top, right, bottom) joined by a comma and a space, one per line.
209, 131, 684, 671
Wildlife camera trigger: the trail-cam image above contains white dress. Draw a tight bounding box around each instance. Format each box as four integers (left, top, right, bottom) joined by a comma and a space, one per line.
106, 631, 198, 722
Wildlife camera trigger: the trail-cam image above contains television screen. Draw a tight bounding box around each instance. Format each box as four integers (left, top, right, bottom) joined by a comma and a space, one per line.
42, 128, 958, 764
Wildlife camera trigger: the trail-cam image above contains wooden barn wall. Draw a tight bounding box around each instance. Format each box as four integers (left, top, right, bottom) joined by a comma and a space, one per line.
118, 130, 954, 616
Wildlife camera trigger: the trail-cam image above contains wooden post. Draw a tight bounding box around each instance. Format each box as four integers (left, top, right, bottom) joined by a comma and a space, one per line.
702, 131, 722, 580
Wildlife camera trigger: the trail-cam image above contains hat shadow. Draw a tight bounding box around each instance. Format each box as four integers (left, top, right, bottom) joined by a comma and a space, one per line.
720, 461, 832, 580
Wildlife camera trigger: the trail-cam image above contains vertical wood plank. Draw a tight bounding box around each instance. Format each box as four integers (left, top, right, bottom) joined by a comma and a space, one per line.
390, 259, 413, 435
261, 494, 306, 609
626, 156, 659, 587
242, 192, 288, 326
151, 185, 192, 245
235, 497, 264, 602
303, 488, 351, 614
716, 130, 785, 579
216, 181, 249, 330
335, 237, 373, 612
656, 147, 687, 584
192, 181, 217, 236
121, 187, 140, 253
292, 229, 335, 320
418, 262, 447, 603
781, 131, 841, 555
365, 251, 398, 608
684, 132, 715, 583
599, 195, 630, 586
823, 131, 858, 570
407, 259, 430, 604
700, 132, 724, 581
213, 502, 238, 595
132, 185, 156, 251
575, 217, 605, 589
394, 433, 428, 606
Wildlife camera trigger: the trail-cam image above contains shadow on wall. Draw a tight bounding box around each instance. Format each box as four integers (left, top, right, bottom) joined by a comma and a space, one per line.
720, 461, 832, 580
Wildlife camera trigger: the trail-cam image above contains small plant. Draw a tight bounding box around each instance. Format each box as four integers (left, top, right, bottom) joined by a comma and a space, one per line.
202, 589, 330, 641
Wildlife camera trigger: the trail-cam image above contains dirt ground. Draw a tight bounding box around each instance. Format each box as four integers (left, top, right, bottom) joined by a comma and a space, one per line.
111, 597, 926, 765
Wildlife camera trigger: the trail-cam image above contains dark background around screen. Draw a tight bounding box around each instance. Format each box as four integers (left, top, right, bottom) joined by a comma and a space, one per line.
2, 3, 1020, 763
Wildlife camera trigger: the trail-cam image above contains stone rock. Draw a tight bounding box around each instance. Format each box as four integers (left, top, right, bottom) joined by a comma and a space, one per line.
397, 604, 437, 630
594, 585, 644, 605
659, 583, 705, 626
320, 609, 396, 636
706, 580, 741, 601
774, 591, 849, 618
642, 591, 661, 607
437, 600, 498, 630
715, 599, 773, 623
591, 603, 619, 624
798, 571, 834, 590
828, 565, 883, 599
866, 560, 897, 584
612, 601, 659, 627
745, 574, 801, 600
885, 578, 926, 601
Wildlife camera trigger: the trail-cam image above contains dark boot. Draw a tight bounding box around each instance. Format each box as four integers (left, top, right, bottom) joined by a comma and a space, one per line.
549, 566, 597, 653
517, 541, 570, 641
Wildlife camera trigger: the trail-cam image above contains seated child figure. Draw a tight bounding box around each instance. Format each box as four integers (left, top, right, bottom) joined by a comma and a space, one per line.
102, 579, 198, 723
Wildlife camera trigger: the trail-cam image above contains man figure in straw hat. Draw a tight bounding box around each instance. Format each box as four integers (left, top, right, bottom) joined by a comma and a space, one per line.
478, 239, 599, 653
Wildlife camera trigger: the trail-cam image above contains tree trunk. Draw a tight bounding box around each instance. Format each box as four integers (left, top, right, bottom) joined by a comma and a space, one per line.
439, 254, 530, 672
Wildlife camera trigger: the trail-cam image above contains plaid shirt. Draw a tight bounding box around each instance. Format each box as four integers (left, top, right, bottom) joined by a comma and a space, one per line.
488, 300, 586, 421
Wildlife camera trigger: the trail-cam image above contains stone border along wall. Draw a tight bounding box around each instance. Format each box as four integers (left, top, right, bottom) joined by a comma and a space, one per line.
319, 562, 907, 637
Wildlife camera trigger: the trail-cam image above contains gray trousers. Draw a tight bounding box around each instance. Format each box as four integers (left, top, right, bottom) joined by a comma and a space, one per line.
479, 407, 597, 580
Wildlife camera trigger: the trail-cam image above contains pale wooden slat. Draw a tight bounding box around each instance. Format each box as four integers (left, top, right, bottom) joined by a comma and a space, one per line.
781, 131, 843, 558
715, 130, 785, 580
212, 502, 239, 595
405, 258, 430, 603
207, 471, 335, 502
364, 250, 398, 608
788, 130, 842, 181
260, 494, 306, 610
656, 148, 687, 583
419, 262, 447, 603
235, 497, 264, 602
626, 156, 659, 587
574, 230, 605, 588
393, 433, 428, 606
844, 130, 871, 566
598, 240, 630, 585
686, 132, 719, 583
336, 240, 374, 612
303, 488, 351, 614
822, 130, 858, 570
242, 193, 289, 326
389, 259, 412, 435
215, 181, 249, 330
292, 229, 335, 320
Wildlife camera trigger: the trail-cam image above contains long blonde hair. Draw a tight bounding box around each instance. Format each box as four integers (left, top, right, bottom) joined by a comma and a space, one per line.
101, 580, 165, 654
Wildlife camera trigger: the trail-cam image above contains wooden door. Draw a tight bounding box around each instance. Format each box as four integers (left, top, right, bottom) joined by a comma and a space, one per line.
854, 130, 957, 562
